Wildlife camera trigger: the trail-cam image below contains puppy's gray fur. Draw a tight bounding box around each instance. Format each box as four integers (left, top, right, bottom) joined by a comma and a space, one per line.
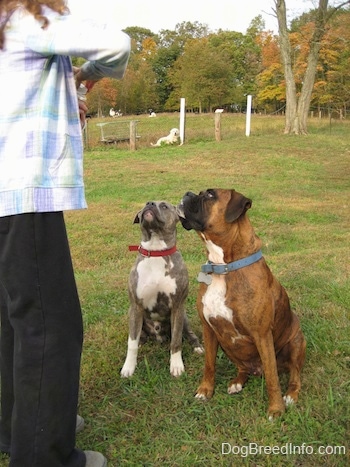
121, 201, 203, 378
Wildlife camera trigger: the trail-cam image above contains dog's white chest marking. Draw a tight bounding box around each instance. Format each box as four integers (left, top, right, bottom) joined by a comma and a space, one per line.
201, 235, 233, 324
202, 235, 225, 264
202, 275, 233, 323
136, 257, 176, 310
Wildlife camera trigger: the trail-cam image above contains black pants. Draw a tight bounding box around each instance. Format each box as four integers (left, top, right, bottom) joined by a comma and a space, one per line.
0, 213, 86, 466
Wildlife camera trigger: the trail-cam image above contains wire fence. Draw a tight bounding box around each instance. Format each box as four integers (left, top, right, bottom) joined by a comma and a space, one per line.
83, 112, 349, 150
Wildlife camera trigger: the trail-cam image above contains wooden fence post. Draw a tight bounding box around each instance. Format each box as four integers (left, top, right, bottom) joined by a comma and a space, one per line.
215, 112, 222, 142
129, 120, 137, 151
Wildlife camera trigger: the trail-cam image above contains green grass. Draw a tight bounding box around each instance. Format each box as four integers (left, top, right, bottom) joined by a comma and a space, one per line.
1, 115, 349, 466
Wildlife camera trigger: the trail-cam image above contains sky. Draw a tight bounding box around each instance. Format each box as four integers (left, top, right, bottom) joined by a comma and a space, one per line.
68, 0, 314, 34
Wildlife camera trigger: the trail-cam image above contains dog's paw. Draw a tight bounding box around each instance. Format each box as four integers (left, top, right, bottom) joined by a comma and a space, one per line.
228, 383, 243, 394
171, 364, 185, 377
195, 384, 214, 400
120, 363, 136, 378
283, 395, 295, 406
194, 345, 204, 354
170, 351, 185, 377
268, 409, 285, 421
195, 392, 208, 401
267, 403, 285, 420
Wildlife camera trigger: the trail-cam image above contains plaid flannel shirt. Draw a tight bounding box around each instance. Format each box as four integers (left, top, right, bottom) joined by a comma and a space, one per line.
0, 6, 130, 217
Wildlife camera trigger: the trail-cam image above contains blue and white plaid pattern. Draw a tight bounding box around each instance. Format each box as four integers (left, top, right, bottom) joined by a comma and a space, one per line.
0, 7, 130, 216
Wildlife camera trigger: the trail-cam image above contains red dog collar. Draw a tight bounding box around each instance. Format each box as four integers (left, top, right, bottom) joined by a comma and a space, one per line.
128, 245, 177, 257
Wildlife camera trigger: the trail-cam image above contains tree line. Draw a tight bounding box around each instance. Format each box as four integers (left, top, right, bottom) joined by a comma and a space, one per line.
80, 5, 350, 124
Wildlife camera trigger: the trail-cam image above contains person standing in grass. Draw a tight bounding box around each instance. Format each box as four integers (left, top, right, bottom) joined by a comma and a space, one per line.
0, 1, 130, 466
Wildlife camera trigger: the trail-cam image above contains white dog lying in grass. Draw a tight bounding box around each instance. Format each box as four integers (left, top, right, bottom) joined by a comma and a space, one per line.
151, 128, 180, 147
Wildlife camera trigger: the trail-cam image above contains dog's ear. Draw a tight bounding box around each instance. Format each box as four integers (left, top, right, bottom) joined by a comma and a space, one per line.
133, 212, 141, 224
175, 205, 182, 224
225, 190, 252, 223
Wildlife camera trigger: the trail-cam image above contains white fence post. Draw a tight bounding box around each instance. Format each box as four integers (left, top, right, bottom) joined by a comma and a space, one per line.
245, 95, 252, 137
180, 98, 186, 145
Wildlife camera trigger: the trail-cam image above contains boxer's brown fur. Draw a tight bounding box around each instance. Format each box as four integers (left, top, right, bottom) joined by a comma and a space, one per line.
179, 189, 306, 418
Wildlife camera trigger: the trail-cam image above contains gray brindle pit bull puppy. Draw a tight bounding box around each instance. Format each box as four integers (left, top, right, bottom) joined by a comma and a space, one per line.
121, 201, 203, 378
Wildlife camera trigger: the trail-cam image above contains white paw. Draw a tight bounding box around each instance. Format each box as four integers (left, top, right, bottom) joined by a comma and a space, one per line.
171, 364, 185, 377
120, 362, 136, 378
195, 393, 208, 401
228, 383, 243, 394
121, 338, 139, 378
170, 351, 185, 377
194, 346, 204, 354
283, 395, 295, 406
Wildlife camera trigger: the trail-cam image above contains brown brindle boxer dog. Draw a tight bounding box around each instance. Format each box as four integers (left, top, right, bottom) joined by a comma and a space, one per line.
178, 188, 306, 418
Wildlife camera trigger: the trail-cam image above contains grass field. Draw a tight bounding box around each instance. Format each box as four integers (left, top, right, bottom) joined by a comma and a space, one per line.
1, 115, 349, 466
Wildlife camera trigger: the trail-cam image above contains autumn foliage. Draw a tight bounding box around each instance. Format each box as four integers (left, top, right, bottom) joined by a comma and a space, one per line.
84, 9, 350, 118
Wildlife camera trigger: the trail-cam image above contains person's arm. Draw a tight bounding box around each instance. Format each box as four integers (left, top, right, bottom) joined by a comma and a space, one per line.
21, 6, 131, 81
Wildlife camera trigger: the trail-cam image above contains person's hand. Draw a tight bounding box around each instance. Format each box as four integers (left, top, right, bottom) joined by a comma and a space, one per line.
72, 67, 98, 129
78, 99, 88, 130
73, 67, 88, 129
73, 66, 97, 91
73, 66, 84, 89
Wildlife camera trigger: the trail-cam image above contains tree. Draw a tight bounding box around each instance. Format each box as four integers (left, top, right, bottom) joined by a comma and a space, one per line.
167, 37, 233, 112
209, 29, 262, 107
86, 78, 118, 117
153, 22, 211, 107
256, 32, 285, 112
315, 8, 350, 117
274, 0, 350, 134
117, 58, 159, 115
151, 43, 182, 108
123, 27, 157, 53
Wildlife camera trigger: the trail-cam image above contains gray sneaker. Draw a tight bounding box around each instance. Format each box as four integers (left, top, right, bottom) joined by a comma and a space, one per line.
76, 415, 85, 434
84, 451, 107, 467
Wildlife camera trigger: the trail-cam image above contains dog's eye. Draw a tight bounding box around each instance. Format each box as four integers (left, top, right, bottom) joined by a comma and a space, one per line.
160, 203, 168, 209
206, 190, 215, 199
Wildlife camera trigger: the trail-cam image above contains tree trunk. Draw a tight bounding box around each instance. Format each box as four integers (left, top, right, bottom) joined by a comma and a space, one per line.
297, 40, 322, 134
275, 0, 329, 134
275, 0, 297, 133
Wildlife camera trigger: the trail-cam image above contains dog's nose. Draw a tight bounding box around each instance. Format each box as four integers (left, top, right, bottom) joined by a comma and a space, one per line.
146, 201, 156, 206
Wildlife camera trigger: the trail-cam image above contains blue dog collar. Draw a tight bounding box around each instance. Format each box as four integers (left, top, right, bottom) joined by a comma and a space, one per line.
201, 250, 263, 275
